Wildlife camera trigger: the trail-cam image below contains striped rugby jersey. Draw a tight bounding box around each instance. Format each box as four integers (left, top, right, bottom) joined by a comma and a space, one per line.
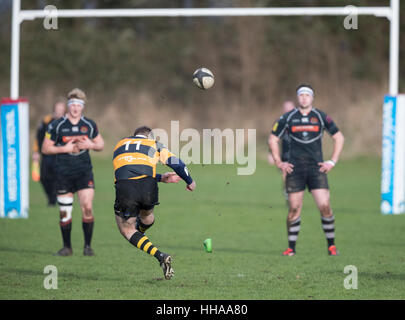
271, 107, 339, 165
113, 135, 175, 181
45, 116, 99, 174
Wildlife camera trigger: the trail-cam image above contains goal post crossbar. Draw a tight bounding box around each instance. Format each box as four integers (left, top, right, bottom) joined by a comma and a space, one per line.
10, 1, 400, 98
18, 7, 391, 20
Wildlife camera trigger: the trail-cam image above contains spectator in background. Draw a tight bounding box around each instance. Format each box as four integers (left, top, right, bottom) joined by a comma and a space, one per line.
268, 101, 295, 166
32, 99, 66, 206
268, 100, 295, 204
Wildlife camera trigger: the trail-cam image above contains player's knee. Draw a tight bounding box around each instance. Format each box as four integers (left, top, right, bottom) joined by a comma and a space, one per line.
319, 204, 332, 217
81, 203, 93, 218
288, 203, 302, 221
141, 214, 155, 225
139, 209, 153, 218
120, 227, 134, 241
289, 204, 301, 216
58, 196, 73, 224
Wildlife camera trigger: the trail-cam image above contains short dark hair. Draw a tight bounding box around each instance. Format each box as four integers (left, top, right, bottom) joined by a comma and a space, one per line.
134, 126, 152, 137
296, 83, 314, 94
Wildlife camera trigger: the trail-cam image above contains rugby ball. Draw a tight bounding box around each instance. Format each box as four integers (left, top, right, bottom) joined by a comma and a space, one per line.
193, 68, 214, 90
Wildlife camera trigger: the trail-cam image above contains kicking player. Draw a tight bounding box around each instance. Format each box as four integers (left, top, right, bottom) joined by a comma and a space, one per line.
113, 126, 196, 280
42, 88, 104, 256
269, 84, 344, 256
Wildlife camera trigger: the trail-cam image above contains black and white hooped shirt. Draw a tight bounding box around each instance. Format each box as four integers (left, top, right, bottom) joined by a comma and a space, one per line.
271, 108, 339, 165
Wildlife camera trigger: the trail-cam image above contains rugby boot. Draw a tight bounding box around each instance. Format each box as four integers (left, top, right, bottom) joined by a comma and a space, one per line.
83, 245, 95, 256
282, 248, 296, 256
159, 253, 174, 280
328, 245, 339, 256
55, 247, 73, 256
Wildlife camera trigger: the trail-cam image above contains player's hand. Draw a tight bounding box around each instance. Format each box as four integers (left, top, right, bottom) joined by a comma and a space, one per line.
318, 161, 334, 173
64, 140, 80, 153
76, 136, 95, 150
277, 161, 294, 174
161, 172, 181, 183
186, 180, 196, 192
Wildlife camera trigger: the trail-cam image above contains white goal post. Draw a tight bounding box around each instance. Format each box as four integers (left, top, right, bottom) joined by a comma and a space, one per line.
10, 0, 399, 98
1, 0, 401, 218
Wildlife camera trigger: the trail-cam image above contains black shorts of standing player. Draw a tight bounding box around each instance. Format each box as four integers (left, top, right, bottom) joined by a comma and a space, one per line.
56, 171, 95, 195
114, 177, 160, 220
286, 163, 329, 194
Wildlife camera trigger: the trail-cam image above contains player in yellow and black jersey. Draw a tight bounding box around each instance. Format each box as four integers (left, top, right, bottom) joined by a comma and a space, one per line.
113, 126, 196, 280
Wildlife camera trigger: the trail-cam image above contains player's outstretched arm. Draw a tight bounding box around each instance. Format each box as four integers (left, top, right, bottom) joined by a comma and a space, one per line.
158, 144, 195, 191
156, 171, 196, 191
165, 156, 195, 191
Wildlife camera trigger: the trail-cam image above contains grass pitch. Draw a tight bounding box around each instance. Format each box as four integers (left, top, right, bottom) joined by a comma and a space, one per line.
1, 157, 405, 300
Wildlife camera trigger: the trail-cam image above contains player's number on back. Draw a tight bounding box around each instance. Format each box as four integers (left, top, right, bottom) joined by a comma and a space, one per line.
124, 140, 141, 151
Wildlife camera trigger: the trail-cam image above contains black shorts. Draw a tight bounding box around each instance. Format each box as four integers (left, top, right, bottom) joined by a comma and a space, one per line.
56, 171, 95, 195
286, 163, 329, 193
114, 177, 159, 220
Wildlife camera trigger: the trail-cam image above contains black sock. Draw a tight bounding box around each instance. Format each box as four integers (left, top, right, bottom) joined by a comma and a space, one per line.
129, 232, 163, 262
82, 219, 94, 247
136, 217, 155, 233
60, 221, 72, 248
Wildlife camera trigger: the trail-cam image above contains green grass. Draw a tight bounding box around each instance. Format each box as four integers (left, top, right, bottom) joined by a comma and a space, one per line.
1, 157, 405, 300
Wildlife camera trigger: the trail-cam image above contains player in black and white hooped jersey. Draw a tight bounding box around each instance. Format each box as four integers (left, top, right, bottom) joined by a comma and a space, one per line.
269, 84, 345, 256
42, 88, 104, 256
